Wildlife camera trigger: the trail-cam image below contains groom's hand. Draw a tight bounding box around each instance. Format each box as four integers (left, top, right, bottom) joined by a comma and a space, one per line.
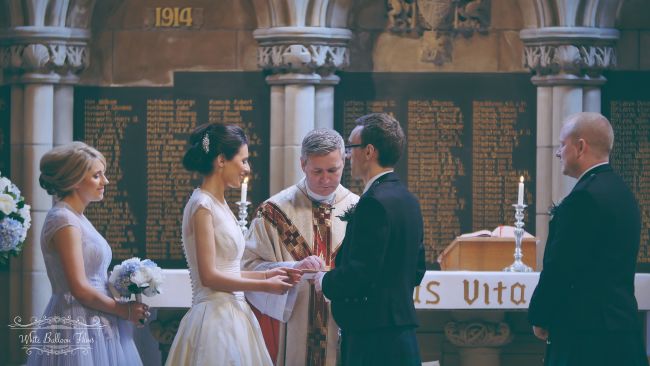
313, 272, 330, 302
314, 271, 325, 293
532, 326, 548, 341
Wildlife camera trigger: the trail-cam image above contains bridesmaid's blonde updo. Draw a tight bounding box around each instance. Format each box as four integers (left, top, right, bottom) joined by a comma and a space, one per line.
39, 142, 107, 198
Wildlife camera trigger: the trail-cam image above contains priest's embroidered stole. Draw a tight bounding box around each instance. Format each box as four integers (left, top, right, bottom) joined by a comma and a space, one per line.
258, 201, 334, 366
308, 202, 333, 365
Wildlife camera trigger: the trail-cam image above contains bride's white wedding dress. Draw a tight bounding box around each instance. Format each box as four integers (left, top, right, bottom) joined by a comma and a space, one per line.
166, 189, 272, 365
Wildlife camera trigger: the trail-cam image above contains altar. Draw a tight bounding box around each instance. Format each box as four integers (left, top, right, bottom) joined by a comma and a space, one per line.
145, 270, 650, 311
139, 270, 650, 366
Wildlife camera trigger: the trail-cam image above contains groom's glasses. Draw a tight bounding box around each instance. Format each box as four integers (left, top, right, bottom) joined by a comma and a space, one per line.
344, 144, 363, 158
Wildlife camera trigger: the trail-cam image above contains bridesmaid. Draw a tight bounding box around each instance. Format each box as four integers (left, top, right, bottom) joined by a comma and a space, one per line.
28, 142, 146, 365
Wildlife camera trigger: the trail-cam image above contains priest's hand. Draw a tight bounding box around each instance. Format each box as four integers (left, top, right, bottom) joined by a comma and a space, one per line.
295, 255, 325, 270
532, 326, 548, 342
265, 267, 303, 285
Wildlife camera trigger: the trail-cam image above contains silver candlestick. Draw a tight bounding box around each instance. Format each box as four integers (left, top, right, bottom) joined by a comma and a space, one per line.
504, 204, 533, 272
236, 201, 251, 234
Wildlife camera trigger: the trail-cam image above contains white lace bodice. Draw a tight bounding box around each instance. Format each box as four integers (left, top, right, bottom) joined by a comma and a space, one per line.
181, 189, 245, 304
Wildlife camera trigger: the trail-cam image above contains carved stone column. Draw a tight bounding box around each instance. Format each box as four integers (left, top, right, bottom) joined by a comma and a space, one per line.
445, 319, 512, 366
255, 27, 351, 194
520, 27, 618, 267
0, 3, 92, 361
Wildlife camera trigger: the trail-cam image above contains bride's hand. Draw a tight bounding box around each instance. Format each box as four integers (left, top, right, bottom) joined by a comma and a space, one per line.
265, 275, 293, 295
265, 267, 302, 285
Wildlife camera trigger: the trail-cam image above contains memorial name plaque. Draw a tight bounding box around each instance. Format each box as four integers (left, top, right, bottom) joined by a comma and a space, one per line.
603, 72, 650, 268
335, 73, 536, 267
74, 73, 269, 268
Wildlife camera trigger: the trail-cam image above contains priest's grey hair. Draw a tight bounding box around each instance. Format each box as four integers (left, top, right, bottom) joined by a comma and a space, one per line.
300, 129, 345, 159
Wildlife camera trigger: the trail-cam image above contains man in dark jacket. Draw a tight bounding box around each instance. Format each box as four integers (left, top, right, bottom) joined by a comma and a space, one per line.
316, 113, 426, 366
529, 112, 648, 366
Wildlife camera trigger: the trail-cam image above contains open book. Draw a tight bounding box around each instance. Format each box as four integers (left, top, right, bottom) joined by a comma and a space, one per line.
458, 225, 534, 238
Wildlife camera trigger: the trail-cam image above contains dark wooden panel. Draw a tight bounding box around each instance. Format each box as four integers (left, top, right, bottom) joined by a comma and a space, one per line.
602, 71, 650, 270
74, 72, 269, 268
334, 72, 537, 267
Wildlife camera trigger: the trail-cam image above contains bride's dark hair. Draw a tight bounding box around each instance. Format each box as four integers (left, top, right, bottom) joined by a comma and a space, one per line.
182, 123, 248, 175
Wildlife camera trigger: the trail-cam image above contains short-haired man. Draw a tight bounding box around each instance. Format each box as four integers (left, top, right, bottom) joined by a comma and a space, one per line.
243, 128, 359, 366
529, 112, 649, 366
318, 113, 426, 365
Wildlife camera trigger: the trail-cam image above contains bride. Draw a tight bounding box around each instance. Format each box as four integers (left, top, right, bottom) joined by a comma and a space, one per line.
166, 123, 301, 365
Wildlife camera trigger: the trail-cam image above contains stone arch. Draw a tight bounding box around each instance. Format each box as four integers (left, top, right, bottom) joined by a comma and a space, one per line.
251, 0, 353, 28
0, 0, 95, 28
518, 0, 623, 29
0, 0, 95, 82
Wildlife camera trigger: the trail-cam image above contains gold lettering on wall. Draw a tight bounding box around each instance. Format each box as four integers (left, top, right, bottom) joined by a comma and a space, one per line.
83, 98, 140, 259
336, 74, 538, 268
408, 100, 466, 263
156, 7, 192, 27
472, 101, 532, 229
610, 100, 650, 262
145, 98, 197, 261
146, 7, 203, 29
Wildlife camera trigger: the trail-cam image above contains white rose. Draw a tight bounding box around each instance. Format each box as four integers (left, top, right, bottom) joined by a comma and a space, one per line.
0, 193, 17, 215
9, 186, 20, 197
142, 286, 157, 297
108, 265, 122, 284
130, 269, 151, 288
0, 177, 10, 192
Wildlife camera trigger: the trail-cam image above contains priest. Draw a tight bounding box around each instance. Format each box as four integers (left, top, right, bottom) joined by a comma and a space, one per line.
243, 128, 359, 366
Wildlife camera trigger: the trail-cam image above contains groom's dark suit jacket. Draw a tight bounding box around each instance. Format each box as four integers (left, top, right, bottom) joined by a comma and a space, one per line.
322, 172, 426, 332
529, 164, 642, 333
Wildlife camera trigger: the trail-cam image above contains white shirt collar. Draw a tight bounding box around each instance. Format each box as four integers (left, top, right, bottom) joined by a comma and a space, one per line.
363, 170, 393, 194
306, 183, 336, 204
577, 162, 608, 182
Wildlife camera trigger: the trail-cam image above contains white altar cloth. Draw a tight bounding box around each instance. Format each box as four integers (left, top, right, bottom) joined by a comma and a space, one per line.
144, 270, 650, 311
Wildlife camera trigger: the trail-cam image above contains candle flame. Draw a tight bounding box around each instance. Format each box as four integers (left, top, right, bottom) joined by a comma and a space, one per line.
520, 176, 524, 183
243, 177, 249, 184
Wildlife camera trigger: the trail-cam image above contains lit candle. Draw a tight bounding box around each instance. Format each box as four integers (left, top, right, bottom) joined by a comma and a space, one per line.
241, 177, 248, 203
517, 176, 524, 206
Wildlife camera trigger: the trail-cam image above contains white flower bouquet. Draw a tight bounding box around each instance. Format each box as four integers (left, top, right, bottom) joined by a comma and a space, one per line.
0, 172, 31, 266
108, 257, 164, 301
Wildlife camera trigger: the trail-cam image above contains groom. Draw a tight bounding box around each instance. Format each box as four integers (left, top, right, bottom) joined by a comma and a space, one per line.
317, 113, 426, 365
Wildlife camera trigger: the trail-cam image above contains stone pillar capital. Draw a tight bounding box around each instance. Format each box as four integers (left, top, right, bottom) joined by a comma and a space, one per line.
0, 26, 91, 84
520, 27, 619, 86
254, 26, 352, 77
444, 320, 512, 348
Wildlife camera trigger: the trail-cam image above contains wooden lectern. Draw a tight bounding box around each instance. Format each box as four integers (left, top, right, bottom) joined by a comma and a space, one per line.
438, 236, 537, 271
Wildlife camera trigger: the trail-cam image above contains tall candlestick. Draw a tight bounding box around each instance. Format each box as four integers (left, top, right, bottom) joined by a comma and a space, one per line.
241, 176, 248, 203
517, 176, 524, 206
